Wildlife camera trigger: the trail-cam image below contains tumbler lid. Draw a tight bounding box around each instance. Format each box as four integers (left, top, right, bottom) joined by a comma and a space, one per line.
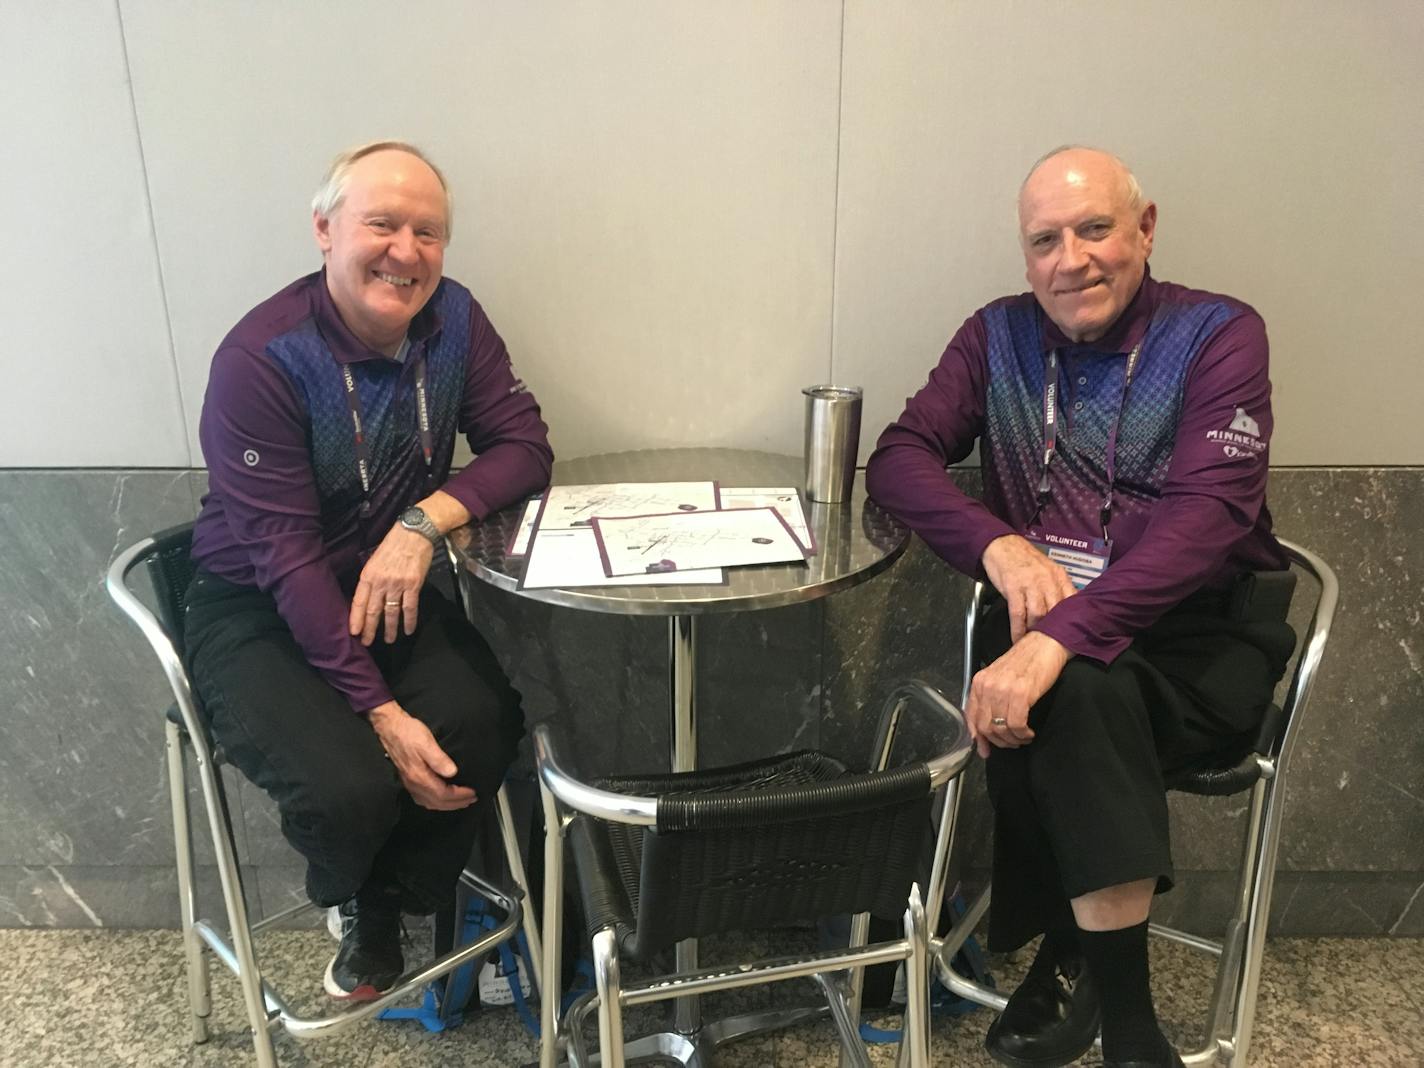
803, 385, 863, 402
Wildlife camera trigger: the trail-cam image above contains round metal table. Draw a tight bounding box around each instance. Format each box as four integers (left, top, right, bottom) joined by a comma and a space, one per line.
452, 447, 908, 773
450, 447, 909, 1060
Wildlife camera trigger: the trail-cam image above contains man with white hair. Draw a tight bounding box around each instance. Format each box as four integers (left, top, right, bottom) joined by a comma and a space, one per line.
184, 141, 552, 1000
867, 147, 1296, 1067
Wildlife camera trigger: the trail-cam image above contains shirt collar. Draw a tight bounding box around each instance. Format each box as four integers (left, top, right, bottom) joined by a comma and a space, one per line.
1039, 265, 1157, 355
313, 267, 443, 365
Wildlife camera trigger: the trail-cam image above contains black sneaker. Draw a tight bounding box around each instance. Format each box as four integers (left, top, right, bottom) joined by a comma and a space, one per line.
323, 882, 404, 1001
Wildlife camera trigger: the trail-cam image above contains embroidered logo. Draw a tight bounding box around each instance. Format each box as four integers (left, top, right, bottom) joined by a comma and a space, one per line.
242, 449, 260, 467
1228, 407, 1260, 436
1206, 407, 1265, 460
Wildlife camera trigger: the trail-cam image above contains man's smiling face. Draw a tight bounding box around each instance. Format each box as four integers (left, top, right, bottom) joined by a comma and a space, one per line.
314, 149, 448, 355
1018, 149, 1156, 343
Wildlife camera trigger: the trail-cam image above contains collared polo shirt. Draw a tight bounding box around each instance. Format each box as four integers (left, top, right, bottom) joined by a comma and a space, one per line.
865, 271, 1286, 664
191, 270, 552, 710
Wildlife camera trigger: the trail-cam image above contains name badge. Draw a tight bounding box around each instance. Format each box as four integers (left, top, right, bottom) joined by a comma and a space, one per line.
1024, 527, 1112, 589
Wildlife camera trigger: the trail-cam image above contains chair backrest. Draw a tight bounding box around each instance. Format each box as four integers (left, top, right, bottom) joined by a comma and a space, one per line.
107, 522, 207, 740
1265, 538, 1338, 766
141, 523, 198, 646
572, 750, 935, 959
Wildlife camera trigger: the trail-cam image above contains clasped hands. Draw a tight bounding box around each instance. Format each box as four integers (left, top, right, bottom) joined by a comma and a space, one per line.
967, 534, 1076, 758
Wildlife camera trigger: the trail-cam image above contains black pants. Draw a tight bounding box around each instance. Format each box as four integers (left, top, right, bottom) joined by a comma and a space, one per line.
981, 597, 1295, 952
183, 570, 525, 913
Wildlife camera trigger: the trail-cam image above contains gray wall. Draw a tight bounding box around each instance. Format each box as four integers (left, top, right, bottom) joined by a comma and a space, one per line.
2, 2, 1421, 466
2, 4, 1421, 931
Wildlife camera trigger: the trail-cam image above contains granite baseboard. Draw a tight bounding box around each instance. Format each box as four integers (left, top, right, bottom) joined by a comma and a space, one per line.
1, 466, 1420, 932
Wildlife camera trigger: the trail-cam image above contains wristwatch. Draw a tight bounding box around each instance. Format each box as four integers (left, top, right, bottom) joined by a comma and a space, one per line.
399, 505, 443, 546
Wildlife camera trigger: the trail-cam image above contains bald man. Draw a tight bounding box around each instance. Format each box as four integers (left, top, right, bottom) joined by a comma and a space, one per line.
866, 147, 1295, 1067
185, 142, 552, 1000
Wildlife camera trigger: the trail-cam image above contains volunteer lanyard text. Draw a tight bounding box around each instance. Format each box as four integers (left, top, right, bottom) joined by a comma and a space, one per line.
340, 357, 435, 519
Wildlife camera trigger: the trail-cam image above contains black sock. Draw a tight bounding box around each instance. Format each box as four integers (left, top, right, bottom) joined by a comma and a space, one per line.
1025, 923, 1082, 983
1077, 920, 1172, 1062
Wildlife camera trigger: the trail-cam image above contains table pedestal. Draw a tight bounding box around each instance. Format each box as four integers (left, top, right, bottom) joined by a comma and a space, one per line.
669, 615, 700, 1036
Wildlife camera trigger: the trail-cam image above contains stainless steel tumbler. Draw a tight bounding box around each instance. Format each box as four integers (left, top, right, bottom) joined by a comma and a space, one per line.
802, 385, 863, 503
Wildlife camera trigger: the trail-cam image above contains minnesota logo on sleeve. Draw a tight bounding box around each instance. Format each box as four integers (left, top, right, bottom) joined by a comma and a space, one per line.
1206, 407, 1266, 460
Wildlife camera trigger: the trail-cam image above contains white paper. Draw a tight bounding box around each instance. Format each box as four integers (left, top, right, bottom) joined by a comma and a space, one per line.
507, 497, 541, 557
537, 482, 720, 531
521, 527, 723, 589
520, 481, 725, 589
592, 507, 808, 577
718, 487, 814, 553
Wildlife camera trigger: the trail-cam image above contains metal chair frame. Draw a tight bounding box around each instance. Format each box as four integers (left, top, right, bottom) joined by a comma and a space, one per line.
532, 680, 975, 1068
935, 538, 1338, 1067
107, 523, 544, 1066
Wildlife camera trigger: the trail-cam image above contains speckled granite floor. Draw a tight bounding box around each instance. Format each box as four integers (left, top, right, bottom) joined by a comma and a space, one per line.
1, 928, 1420, 1066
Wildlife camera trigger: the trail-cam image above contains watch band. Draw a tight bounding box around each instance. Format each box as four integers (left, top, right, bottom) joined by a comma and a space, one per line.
400, 506, 443, 546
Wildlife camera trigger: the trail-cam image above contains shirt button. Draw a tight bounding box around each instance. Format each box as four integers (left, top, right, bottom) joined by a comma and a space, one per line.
1074, 401, 1084, 411
1078, 376, 1087, 385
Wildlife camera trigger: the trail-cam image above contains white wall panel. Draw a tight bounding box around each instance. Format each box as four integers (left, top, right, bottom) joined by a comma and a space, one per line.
0, 4, 188, 466
120, 1, 843, 464
835, 1, 1424, 465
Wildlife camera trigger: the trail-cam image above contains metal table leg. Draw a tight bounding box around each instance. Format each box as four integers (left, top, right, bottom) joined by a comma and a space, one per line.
669, 614, 700, 1035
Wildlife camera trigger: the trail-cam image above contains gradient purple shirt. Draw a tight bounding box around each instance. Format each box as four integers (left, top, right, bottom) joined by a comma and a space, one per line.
866, 271, 1286, 664
191, 270, 552, 710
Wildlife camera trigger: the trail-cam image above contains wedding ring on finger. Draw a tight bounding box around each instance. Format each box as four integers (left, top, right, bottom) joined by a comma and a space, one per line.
990, 716, 1009, 727
384, 599, 402, 608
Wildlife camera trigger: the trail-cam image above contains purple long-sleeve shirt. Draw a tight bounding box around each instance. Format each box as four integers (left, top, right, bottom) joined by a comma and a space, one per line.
866, 270, 1286, 664
191, 270, 552, 711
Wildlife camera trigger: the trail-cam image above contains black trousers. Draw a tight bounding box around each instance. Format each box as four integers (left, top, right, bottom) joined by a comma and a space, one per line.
183, 570, 525, 913
981, 597, 1295, 952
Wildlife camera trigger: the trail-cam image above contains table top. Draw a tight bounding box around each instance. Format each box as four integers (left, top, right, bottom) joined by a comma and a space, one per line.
449, 448, 909, 615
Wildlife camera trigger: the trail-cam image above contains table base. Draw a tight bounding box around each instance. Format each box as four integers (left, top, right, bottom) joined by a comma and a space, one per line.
550, 1003, 832, 1067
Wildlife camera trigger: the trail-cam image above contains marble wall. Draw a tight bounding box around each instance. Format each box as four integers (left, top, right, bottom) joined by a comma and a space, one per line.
0, 467, 1419, 935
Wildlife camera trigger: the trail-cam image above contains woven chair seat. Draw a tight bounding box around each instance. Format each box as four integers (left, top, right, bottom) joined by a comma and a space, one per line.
568, 750, 933, 961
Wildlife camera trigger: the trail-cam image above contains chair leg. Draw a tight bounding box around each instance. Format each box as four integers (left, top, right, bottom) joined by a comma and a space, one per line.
901, 883, 931, 1068
592, 927, 626, 1068
539, 783, 567, 1068
194, 739, 277, 1066
496, 783, 545, 995
1230, 777, 1287, 1068
166, 721, 211, 1044
838, 911, 872, 1068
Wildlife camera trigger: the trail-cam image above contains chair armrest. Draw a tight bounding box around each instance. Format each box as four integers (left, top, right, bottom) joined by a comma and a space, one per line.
870, 679, 974, 788
531, 721, 658, 826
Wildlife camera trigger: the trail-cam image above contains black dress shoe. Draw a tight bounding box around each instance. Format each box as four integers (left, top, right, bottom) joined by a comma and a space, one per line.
985, 958, 1101, 1068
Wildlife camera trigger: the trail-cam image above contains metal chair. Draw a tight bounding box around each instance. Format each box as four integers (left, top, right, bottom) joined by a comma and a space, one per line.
936, 538, 1338, 1067
107, 522, 544, 1066
531, 679, 975, 1068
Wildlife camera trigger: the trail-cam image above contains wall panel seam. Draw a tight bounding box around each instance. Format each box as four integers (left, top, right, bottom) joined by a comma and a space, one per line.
114, 0, 193, 467
827, 0, 846, 384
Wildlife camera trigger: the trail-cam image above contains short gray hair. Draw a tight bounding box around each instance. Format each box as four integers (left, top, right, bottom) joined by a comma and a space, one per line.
1020, 144, 1146, 213
311, 140, 453, 240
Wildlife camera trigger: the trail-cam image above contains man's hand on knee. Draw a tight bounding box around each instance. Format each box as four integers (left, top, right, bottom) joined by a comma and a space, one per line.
967, 632, 1072, 758
367, 701, 478, 811
982, 535, 1077, 643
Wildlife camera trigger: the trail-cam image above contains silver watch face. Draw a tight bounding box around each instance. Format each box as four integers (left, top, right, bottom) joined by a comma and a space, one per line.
400, 507, 426, 528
